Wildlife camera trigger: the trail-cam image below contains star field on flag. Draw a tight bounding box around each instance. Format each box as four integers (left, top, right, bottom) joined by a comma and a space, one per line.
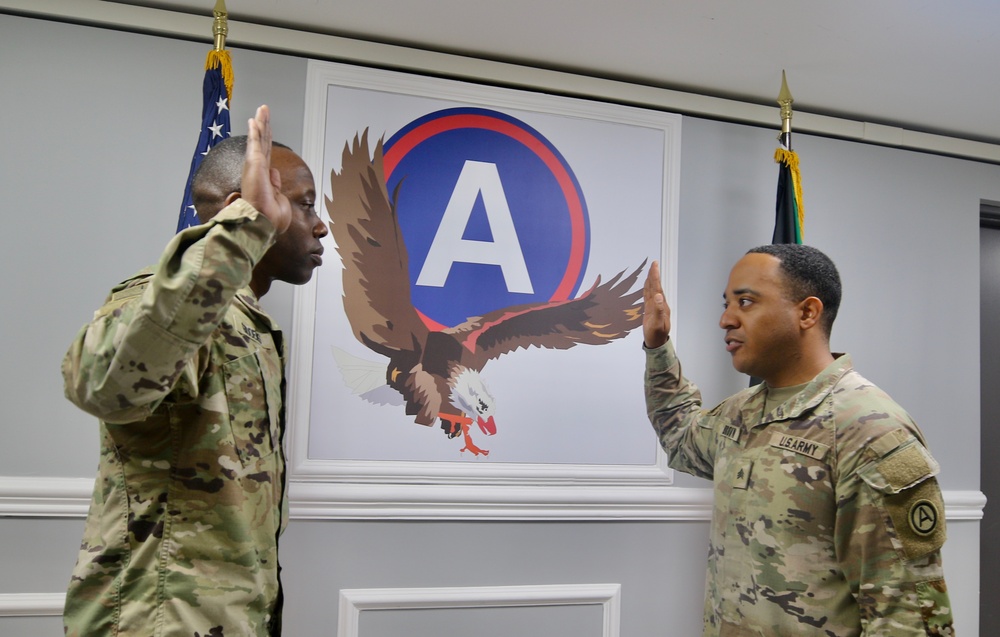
175, 60, 231, 232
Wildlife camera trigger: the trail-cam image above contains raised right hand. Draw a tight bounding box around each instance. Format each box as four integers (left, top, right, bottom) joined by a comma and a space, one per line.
242, 105, 292, 234
642, 260, 671, 349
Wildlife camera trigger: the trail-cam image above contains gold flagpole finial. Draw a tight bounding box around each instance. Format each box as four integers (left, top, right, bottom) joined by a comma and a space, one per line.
212, 0, 228, 51
777, 70, 794, 137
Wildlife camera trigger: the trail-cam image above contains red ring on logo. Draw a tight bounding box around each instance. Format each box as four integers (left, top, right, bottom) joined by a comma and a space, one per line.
383, 113, 586, 302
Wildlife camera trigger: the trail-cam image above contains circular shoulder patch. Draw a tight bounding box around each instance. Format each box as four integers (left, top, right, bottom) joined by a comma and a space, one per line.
908, 499, 939, 536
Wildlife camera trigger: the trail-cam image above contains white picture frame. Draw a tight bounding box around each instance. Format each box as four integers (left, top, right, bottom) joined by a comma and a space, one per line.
286, 60, 680, 519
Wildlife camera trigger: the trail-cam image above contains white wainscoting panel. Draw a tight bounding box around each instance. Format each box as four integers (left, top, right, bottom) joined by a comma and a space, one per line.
338, 583, 621, 637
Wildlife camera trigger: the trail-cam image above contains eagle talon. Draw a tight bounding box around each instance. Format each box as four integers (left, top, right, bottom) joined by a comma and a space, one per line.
461, 443, 490, 457
438, 413, 471, 439
459, 420, 490, 456
439, 412, 489, 456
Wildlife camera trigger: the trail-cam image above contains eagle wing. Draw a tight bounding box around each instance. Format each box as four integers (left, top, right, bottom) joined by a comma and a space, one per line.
447, 260, 647, 367
325, 131, 429, 357
330, 346, 405, 406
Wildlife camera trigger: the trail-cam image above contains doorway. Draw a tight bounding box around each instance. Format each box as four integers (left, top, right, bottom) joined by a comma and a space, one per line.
980, 203, 1000, 634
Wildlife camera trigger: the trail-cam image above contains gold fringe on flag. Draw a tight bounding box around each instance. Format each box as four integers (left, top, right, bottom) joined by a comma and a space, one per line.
205, 49, 234, 102
774, 147, 805, 236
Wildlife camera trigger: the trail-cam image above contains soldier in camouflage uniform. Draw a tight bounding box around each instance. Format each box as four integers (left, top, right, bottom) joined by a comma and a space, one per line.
643, 245, 953, 636
61, 106, 327, 636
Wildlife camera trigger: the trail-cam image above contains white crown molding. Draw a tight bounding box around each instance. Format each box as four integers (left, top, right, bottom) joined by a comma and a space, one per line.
0, 476, 986, 521
1, 0, 999, 163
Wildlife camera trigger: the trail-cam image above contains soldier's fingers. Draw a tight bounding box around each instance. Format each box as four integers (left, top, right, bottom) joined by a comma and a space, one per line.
255, 105, 272, 163
644, 261, 662, 300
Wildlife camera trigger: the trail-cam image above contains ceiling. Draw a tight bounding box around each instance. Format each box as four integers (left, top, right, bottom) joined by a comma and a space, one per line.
110, 0, 999, 147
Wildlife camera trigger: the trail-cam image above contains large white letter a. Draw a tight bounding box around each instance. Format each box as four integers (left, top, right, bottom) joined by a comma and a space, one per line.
416, 160, 533, 293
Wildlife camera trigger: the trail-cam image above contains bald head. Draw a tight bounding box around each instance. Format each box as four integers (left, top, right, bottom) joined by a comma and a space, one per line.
191, 135, 291, 223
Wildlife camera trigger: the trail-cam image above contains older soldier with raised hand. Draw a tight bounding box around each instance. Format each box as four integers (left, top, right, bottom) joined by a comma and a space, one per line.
643, 245, 954, 635
62, 105, 327, 636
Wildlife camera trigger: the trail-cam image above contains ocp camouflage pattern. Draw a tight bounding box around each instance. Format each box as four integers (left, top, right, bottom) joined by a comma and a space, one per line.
62, 201, 289, 636
645, 341, 953, 636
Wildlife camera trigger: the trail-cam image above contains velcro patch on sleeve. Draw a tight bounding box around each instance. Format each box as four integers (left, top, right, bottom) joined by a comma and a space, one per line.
859, 434, 940, 494
858, 434, 947, 560
866, 427, 909, 458
109, 286, 146, 302
879, 443, 940, 493
884, 477, 947, 560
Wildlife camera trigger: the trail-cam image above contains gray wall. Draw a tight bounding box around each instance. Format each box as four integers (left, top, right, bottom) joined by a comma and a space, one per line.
674, 117, 988, 491
0, 12, 991, 636
0, 13, 306, 479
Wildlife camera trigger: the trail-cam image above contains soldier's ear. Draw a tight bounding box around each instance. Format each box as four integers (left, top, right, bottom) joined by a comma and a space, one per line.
224, 191, 242, 207
798, 296, 824, 330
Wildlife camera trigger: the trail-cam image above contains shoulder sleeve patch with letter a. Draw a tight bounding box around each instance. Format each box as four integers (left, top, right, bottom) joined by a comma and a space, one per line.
859, 431, 946, 560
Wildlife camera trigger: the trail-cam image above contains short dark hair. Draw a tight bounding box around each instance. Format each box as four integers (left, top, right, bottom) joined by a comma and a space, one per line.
190, 135, 291, 222
747, 244, 842, 337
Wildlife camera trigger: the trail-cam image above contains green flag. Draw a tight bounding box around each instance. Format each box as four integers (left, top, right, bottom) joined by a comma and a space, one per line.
772, 147, 804, 244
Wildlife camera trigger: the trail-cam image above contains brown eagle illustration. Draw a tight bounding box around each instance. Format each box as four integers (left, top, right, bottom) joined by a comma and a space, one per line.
325, 130, 646, 456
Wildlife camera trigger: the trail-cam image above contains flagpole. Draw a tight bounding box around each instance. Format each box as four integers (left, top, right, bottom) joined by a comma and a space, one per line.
207, 0, 233, 102
771, 70, 804, 245
212, 0, 228, 51
777, 69, 794, 151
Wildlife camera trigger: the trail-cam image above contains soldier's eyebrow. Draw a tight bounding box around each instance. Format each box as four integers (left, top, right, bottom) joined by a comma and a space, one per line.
723, 287, 759, 299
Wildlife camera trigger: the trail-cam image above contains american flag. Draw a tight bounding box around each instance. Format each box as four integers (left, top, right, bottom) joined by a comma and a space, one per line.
176, 51, 233, 232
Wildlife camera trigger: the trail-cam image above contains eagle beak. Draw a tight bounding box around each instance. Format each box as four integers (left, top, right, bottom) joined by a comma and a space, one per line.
477, 415, 497, 436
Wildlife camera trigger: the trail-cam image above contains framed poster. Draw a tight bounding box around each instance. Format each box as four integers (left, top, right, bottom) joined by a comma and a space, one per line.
286, 60, 680, 518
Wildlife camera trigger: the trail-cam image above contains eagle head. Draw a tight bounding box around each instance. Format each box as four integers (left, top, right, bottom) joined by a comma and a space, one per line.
448, 368, 496, 436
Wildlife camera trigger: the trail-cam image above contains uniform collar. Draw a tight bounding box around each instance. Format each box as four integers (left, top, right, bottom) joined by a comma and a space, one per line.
235, 287, 283, 335
743, 353, 853, 427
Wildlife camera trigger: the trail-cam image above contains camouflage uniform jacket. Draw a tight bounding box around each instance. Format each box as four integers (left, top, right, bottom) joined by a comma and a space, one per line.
645, 341, 953, 636
62, 200, 289, 636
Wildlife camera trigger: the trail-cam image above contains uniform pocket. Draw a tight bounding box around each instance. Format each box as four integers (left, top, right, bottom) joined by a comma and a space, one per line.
221, 350, 275, 466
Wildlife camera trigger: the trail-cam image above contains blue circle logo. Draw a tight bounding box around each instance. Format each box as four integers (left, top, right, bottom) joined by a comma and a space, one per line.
383, 108, 590, 329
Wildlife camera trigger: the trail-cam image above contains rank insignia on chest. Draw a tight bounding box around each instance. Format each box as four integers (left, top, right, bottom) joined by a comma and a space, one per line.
732, 460, 752, 490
